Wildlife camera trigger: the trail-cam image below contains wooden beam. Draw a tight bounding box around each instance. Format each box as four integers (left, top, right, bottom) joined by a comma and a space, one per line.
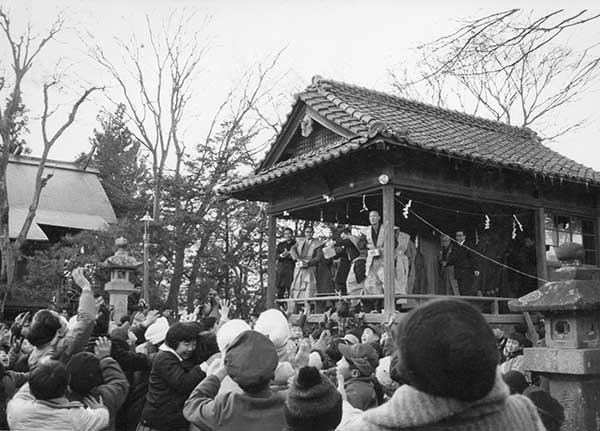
382, 184, 396, 320
534, 208, 548, 285
391, 172, 596, 218
266, 213, 277, 308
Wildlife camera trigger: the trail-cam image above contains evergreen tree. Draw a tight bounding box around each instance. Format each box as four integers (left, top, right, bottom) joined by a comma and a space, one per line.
89, 104, 149, 219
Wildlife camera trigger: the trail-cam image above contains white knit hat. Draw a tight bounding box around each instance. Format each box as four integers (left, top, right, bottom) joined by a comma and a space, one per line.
254, 309, 290, 348
308, 351, 323, 370
144, 317, 169, 345
216, 319, 251, 353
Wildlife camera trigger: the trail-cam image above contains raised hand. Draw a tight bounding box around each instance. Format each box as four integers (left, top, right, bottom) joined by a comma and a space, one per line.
219, 299, 231, 319
94, 336, 112, 359
72, 267, 92, 291
144, 310, 160, 327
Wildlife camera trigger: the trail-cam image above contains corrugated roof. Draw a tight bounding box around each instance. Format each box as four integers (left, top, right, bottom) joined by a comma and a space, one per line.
7, 155, 117, 240
219, 76, 600, 195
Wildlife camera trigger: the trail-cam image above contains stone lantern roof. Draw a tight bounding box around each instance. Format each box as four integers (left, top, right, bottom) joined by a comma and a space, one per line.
100, 237, 142, 270
509, 242, 600, 312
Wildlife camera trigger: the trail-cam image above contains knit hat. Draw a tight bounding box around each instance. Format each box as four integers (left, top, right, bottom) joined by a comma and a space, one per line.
67, 352, 102, 395
285, 366, 342, 431
502, 370, 528, 394
254, 309, 290, 349
343, 334, 360, 345
224, 330, 278, 389
308, 351, 323, 370
145, 317, 169, 345
396, 298, 498, 401
338, 343, 379, 376
345, 327, 362, 343
217, 319, 251, 353
110, 322, 130, 342
524, 388, 564, 431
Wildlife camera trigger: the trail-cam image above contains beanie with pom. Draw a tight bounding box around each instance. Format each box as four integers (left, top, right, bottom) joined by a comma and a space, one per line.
285, 366, 342, 431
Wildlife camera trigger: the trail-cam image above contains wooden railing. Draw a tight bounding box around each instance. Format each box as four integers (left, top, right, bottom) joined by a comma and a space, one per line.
276, 293, 525, 326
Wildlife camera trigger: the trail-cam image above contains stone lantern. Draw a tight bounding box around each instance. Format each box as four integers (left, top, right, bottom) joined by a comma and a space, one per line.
101, 237, 142, 325
508, 242, 600, 431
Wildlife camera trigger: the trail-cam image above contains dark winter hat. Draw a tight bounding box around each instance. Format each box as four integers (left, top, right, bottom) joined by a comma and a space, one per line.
67, 351, 103, 395
338, 342, 379, 377
325, 338, 349, 363
27, 310, 62, 347
224, 330, 278, 389
502, 370, 528, 394
110, 322, 130, 342
285, 366, 342, 431
395, 298, 499, 401
524, 388, 564, 431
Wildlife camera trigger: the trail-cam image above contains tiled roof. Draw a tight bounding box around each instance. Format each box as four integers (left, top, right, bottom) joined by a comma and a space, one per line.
219, 76, 600, 195
218, 136, 366, 194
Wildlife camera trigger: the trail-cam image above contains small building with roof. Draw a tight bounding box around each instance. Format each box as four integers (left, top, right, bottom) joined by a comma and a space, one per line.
217, 76, 600, 323
3, 155, 116, 314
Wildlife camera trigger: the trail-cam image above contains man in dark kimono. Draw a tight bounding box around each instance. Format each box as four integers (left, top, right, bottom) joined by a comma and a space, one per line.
275, 227, 296, 300
446, 230, 480, 296
333, 228, 360, 295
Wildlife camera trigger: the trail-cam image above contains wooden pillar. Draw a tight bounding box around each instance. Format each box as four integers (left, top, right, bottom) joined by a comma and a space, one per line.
534, 207, 548, 284
266, 213, 277, 308
382, 185, 396, 320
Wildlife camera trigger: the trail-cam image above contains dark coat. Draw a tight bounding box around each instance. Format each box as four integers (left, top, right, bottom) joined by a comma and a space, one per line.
335, 238, 360, 286
110, 337, 152, 431
139, 350, 205, 431
276, 239, 296, 291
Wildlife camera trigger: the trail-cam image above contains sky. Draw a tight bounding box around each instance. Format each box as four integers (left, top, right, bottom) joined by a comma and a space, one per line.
2, 0, 600, 170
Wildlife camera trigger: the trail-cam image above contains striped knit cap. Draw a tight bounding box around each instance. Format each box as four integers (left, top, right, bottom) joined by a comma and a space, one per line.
284, 366, 342, 431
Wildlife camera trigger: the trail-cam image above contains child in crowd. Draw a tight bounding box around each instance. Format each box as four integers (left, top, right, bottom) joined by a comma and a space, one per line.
503, 370, 529, 395
500, 331, 528, 375
67, 337, 129, 431
183, 330, 286, 431
138, 322, 205, 431
336, 342, 382, 410
7, 357, 109, 431
284, 366, 342, 431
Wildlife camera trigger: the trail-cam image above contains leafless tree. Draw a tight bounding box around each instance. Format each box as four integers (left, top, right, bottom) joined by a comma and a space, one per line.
91, 11, 210, 221
391, 9, 600, 140
91, 12, 286, 309
0, 10, 100, 314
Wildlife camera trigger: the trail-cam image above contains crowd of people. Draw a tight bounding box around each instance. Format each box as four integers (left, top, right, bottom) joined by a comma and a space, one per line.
0, 264, 566, 431
276, 210, 486, 312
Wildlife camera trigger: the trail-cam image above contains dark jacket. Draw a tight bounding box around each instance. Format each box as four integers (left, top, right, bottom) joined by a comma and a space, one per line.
446, 243, 478, 275
276, 239, 296, 290
183, 375, 287, 431
139, 350, 205, 431
334, 238, 360, 286
69, 357, 129, 431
